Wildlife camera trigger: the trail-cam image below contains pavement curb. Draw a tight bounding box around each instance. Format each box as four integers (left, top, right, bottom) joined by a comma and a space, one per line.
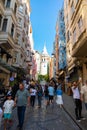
63, 106, 85, 130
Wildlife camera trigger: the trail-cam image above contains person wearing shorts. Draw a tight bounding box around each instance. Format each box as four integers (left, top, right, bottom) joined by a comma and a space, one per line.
48, 82, 55, 104
3, 93, 14, 130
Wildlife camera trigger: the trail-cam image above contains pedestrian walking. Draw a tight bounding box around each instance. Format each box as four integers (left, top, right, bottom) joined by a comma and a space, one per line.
81, 80, 87, 110
3, 93, 14, 130
44, 85, 49, 108
48, 82, 55, 104
71, 81, 84, 122
37, 85, 43, 108
15, 83, 30, 130
30, 83, 37, 107
56, 87, 63, 108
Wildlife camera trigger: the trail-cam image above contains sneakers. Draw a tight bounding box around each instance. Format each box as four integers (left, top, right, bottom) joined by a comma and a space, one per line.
80, 117, 86, 120
76, 117, 86, 122
76, 117, 81, 122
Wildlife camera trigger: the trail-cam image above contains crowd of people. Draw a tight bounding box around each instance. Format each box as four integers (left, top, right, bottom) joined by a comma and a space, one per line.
0, 78, 87, 130
0, 79, 63, 130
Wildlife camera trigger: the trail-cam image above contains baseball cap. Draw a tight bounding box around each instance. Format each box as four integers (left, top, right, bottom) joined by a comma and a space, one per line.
7, 92, 12, 97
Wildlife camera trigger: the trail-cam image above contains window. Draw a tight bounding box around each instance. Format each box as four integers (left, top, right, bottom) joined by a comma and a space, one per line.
14, 3, 17, 14
75, 0, 78, 5
73, 28, 76, 43
19, 5, 23, 13
2, 18, 8, 32
2, 0, 5, 5
78, 17, 83, 29
18, 17, 22, 27
11, 23, 14, 37
66, 15, 68, 25
71, 3, 75, 17
0, 15, 2, 28
67, 31, 70, 42
6, 0, 11, 8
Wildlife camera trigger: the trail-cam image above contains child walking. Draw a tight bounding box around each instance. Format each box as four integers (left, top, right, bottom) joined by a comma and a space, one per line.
3, 93, 14, 130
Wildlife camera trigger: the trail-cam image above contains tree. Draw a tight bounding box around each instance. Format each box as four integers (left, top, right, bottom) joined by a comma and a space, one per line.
38, 74, 49, 82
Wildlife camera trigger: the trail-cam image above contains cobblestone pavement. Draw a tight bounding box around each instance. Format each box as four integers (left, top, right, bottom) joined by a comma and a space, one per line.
1, 97, 80, 130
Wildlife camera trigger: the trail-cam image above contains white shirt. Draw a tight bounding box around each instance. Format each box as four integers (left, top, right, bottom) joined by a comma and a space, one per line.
72, 86, 80, 99
30, 88, 37, 96
3, 100, 14, 114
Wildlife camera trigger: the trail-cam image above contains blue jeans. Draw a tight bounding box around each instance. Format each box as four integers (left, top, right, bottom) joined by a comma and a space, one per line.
17, 106, 26, 128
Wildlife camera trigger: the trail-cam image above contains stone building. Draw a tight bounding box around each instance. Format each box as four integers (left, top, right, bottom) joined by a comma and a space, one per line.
0, 0, 32, 86
64, 0, 87, 83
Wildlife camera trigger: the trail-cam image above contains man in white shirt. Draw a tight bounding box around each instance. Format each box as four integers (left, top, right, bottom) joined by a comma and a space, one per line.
72, 82, 82, 122
81, 80, 87, 110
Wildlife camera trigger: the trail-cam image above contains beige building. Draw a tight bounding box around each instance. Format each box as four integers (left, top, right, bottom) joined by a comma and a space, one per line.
64, 0, 87, 83
0, 0, 18, 86
0, 0, 32, 86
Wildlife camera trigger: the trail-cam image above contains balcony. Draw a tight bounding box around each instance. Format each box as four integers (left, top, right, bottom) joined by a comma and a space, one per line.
5, 8, 17, 24
0, 32, 19, 49
72, 27, 87, 57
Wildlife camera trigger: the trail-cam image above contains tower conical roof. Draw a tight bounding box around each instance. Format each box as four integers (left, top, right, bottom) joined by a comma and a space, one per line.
42, 45, 48, 56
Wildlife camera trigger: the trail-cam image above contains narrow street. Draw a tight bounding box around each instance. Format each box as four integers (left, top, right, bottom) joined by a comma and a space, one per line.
1, 98, 80, 130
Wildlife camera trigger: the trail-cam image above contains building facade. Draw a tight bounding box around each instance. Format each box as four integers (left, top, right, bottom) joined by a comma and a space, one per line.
0, 0, 18, 86
58, 9, 66, 71
64, 0, 87, 83
0, 0, 32, 86
53, 7, 66, 82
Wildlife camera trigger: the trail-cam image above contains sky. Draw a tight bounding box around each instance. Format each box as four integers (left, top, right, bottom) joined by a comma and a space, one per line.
30, 0, 64, 55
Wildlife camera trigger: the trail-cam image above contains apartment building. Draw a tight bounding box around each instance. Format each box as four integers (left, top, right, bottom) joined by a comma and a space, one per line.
64, 0, 87, 83
0, 0, 32, 86
0, 0, 18, 86
16, 0, 32, 71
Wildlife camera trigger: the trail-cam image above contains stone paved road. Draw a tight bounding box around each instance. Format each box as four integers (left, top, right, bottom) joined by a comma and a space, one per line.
1, 99, 80, 130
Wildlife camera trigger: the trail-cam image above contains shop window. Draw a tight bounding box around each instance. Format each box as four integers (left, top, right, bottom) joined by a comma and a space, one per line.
2, 18, 8, 32
11, 23, 14, 37
6, 0, 11, 8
